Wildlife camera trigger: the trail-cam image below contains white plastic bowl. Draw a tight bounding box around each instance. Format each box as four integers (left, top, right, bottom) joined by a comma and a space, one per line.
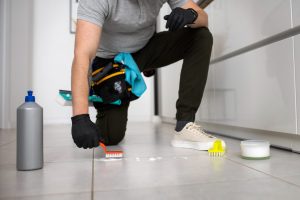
240, 140, 270, 159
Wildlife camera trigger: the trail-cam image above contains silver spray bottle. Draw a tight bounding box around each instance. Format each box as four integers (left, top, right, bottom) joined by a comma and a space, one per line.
17, 90, 43, 171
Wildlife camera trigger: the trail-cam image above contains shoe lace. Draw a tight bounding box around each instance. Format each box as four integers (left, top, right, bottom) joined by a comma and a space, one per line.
186, 123, 215, 138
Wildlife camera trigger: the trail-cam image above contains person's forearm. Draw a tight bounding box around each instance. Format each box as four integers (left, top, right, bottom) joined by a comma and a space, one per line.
71, 20, 101, 117
71, 55, 90, 116
182, 1, 209, 28
189, 8, 208, 28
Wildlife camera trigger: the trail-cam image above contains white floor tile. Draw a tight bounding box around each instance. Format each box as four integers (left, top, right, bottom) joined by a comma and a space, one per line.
2, 192, 91, 200
94, 177, 300, 200
0, 129, 16, 146
281, 174, 300, 187
0, 161, 93, 199
0, 142, 93, 166
1, 122, 300, 200
215, 135, 300, 178
93, 153, 268, 191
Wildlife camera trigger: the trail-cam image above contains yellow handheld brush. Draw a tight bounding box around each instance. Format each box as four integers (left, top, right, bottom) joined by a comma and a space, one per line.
99, 142, 123, 159
208, 140, 226, 157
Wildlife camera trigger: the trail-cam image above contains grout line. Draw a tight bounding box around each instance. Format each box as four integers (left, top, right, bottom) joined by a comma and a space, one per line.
0, 140, 16, 148
91, 175, 286, 194
225, 156, 300, 189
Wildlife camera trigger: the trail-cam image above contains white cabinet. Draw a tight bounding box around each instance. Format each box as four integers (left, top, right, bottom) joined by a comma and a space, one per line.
158, 1, 298, 138
209, 0, 291, 58
209, 38, 296, 134
295, 35, 300, 135
292, 0, 300, 26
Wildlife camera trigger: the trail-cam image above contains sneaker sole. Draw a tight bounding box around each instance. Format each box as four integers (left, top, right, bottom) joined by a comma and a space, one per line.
171, 139, 226, 151
171, 139, 214, 151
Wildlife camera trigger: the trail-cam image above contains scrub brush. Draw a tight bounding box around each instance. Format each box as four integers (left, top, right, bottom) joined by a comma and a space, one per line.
208, 140, 226, 157
99, 142, 123, 159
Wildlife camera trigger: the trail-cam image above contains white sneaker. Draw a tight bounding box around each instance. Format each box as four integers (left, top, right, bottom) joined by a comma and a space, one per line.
171, 122, 226, 151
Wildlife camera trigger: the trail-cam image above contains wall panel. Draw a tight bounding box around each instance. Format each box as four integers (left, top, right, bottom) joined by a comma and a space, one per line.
211, 38, 296, 134
211, 0, 291, 58
292, 0, 300, 27
295, 35, 300, 134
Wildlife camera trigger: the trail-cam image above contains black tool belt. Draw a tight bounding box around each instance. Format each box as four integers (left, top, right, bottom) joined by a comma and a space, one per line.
91, 62, 138, 105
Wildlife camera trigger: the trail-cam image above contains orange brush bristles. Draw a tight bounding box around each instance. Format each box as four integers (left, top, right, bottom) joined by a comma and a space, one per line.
99, 142, 123, 158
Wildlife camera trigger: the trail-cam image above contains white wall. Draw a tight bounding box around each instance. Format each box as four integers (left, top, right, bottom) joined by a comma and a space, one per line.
2, 0, 154, 128
32, 0, 74, 124
210, 0, 291, 59
5, 0, 34, 128
201, 0, 298, 134
211, 39, 296, 133
0, 0, 8, 128
294, 0, 300, 134
292, 0, 300, 27
159, 1, 300, 137
295, 35, 300, 134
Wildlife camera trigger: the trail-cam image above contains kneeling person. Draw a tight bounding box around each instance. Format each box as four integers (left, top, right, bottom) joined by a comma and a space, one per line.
71, 0, 224, 150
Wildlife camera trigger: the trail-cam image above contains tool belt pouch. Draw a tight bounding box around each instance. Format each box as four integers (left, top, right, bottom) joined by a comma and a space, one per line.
91, 62, 138, 104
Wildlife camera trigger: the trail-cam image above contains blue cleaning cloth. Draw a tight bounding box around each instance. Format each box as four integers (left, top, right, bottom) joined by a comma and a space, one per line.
114, 53, 147, 98
94, 53, 147, 105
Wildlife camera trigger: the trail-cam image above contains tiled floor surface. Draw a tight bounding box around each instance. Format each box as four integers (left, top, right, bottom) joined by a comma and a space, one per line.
1, 122, 300, 200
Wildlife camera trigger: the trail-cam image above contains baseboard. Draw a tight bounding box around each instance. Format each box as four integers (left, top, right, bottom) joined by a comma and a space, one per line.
160, 117, 300, 153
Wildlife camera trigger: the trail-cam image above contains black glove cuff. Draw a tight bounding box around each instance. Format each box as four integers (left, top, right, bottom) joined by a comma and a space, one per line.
71, 114, 90, 122
187, 8, 198, 23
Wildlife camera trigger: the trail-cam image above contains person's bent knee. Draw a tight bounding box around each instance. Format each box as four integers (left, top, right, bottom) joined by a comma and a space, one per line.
106, 107, 128, 145
105, 128, 126, 146
191, 27, 213, 47
96, 121, 126, 146
95, 102, 129, 146
194, 27, 213, 39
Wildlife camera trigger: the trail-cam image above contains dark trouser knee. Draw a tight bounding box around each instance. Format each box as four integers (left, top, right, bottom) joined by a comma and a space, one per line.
95, 103, 129, 146
191, 27, 213, 49
105, 127, 126, 146
187, 27, 213, 72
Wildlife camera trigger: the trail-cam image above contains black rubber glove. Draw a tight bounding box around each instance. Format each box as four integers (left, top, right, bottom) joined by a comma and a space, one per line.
71, 114, 104, 149
164, 7, 198, 32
